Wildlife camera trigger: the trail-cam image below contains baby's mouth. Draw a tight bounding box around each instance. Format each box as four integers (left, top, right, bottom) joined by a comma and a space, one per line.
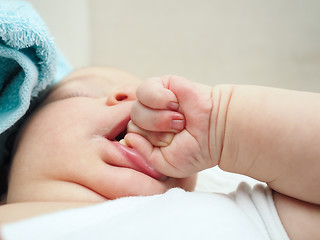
109, 121, 129, 147
105, 117, 166, 181
105, 116, 130, 142
115, 128, 127, 142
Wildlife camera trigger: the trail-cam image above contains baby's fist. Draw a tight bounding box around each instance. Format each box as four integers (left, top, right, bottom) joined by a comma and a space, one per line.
127, 75, 217, 178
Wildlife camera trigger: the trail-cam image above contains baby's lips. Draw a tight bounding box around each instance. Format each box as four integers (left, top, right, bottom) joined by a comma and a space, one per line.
119, 131, 169, 181
115, 140, 167, 181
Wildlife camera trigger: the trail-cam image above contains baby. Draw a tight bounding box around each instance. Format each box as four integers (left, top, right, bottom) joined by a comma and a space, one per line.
2, 67, 196, 204
0, 66, 320, 239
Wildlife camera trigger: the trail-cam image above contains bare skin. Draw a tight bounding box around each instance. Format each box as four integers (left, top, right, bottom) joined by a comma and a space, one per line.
0, 68, 196, 224
0, 202, 93, 224
127, 76, 320, 240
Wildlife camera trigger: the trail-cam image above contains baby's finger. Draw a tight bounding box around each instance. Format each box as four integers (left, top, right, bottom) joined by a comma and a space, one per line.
137, 77, 179, 110
127, 120, 174, 147
124, 133, 185, 177
131, 100, 185, 132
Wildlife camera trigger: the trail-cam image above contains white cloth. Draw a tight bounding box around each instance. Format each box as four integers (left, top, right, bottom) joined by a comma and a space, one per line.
1, 183, 289, 240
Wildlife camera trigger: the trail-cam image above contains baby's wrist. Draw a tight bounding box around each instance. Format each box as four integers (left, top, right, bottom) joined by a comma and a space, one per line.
209, 84, 235, 169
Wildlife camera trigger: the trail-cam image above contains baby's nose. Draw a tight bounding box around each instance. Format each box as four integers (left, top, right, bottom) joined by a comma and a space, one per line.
106, 86, 137, 106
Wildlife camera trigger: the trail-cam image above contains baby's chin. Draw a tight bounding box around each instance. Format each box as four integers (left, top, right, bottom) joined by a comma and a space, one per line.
6, 180, 106, 203
7, 174, 197, 204
59, 175, 196, 201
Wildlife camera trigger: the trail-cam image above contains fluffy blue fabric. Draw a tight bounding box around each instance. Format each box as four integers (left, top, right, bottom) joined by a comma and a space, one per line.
0, 1, 72, 166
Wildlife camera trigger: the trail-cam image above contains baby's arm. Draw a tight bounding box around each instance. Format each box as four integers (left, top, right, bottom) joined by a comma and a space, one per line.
215, 85, 320, 240
129, 77, 320, 239
130, 77, 320, 204
217, 84, 320, 204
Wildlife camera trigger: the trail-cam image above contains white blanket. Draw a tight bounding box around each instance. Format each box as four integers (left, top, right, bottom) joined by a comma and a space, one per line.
1, 168, 289, 240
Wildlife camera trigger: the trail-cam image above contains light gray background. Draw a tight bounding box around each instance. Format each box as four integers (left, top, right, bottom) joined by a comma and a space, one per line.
28, 0, 320, 91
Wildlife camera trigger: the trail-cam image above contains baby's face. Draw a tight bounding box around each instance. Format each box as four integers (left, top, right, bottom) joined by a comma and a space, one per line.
7, 67, 196, 203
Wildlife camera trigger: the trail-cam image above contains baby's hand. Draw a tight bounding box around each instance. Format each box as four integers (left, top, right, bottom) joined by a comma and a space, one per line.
125, 75, 217, 177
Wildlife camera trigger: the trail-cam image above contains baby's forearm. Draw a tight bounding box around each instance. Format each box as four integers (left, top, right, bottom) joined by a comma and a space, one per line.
212, 84, 320, 204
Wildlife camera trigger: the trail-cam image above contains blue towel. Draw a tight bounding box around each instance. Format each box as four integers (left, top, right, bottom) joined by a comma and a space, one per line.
0, 1, 72, 166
